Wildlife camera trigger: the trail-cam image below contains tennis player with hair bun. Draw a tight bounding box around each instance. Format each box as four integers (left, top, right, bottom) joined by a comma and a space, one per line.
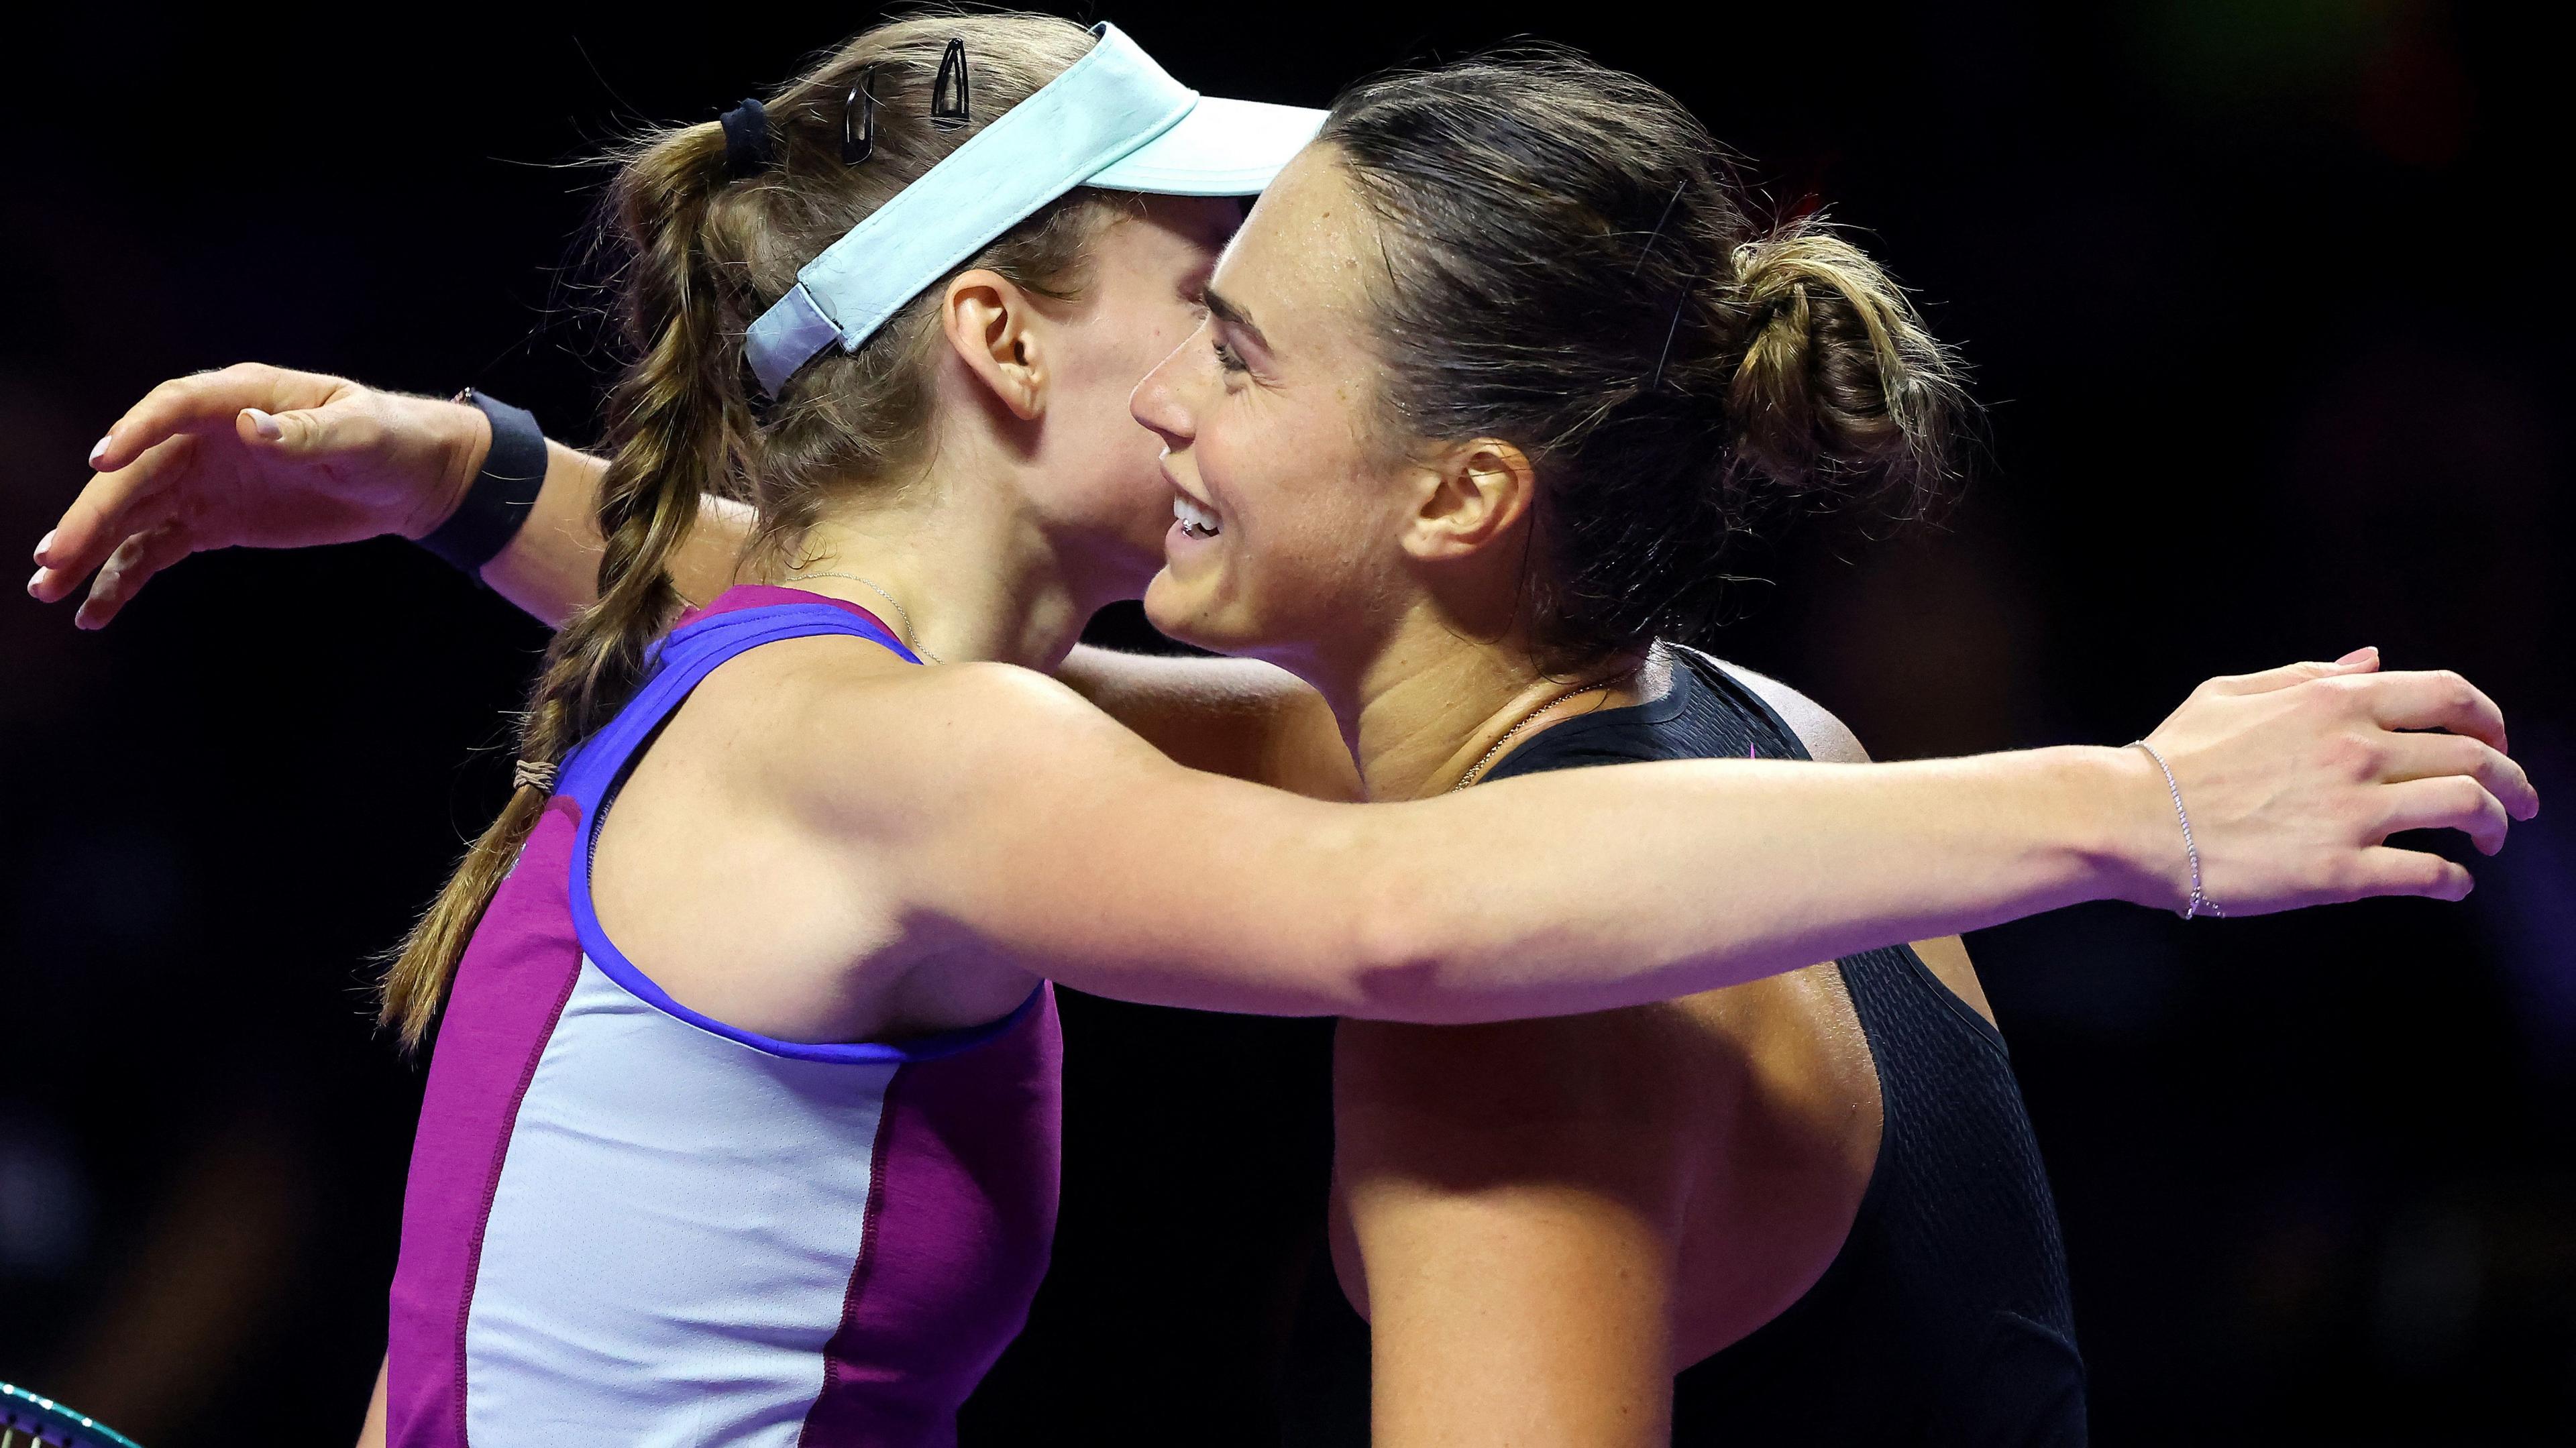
35, 13, 2534, 1446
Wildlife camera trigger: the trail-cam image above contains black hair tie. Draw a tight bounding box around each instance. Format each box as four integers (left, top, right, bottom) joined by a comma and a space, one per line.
719, 97, 775, 178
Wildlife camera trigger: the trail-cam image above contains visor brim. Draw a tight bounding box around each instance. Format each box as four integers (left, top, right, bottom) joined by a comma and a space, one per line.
1087, 95, 1326, 197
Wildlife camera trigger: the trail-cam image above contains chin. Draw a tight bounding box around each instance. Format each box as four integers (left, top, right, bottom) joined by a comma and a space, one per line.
1142, 573, 1241, 655
1141, 571, 1205, 642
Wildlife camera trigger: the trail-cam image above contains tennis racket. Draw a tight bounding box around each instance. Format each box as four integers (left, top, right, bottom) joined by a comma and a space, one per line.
0, 1382, 143, 1448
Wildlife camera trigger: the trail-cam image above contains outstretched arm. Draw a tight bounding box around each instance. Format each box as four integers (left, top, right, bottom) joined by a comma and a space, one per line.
838, 657, 2532, 1023
34, 365, 727, 628
36, 368, 2544, 1016
36, 364, 1352, 796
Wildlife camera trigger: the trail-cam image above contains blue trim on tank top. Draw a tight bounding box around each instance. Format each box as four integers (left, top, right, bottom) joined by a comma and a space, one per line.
555, 598, 1039, 1065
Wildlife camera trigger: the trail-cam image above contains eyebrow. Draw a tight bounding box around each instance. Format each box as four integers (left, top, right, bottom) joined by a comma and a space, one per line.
1202, 286, 1271, 353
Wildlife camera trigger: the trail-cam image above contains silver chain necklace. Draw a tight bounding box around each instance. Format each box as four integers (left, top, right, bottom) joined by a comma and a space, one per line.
780, 571, 945, 665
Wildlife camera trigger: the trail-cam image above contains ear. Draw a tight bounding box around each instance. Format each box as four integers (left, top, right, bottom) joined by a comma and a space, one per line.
1401, 437, 1538, 563
938, 268, 1050, 422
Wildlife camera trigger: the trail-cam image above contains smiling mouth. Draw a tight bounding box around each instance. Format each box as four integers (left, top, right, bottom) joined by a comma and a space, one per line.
1174, 494, 1222, 541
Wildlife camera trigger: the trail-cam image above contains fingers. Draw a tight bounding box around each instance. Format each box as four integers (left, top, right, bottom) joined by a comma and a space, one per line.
2343, 670, 2509, 753
42, 405, 360, 596
36, 364, 368, 613
2375, 775, 2513, 856
30, 433, 193, 602
74, 521, 199, 630
2349, 846, 2475, 903
2201, 648, 2380, 697
2377, 731, 2539, 821
88, 362, 336, 474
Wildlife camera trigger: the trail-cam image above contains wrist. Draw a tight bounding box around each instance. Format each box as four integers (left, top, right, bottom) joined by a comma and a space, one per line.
2059, 743, 2185, 911
416, 391, 548, 577
402, 397, 492, 541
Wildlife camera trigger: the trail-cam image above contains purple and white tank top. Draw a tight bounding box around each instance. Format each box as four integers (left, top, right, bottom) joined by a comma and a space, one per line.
386, 587, 1062, 1448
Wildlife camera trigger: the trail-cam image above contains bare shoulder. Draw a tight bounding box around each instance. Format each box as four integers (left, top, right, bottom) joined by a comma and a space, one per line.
665, 645, 1150, 828
763, 651, 1134, 750
1688, 653, 2002, 1023
792, 653, 1159, 779
1686, 653, 1872, 764
589, 638, 1051, 1045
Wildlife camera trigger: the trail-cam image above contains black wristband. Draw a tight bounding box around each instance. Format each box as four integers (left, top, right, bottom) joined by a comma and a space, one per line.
419, 390, 549, 578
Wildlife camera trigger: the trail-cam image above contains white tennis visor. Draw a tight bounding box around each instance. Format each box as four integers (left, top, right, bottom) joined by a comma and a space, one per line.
744, 23, 1325, 395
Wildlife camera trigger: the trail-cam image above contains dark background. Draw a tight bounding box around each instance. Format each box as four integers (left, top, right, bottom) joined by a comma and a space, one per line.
3, 1, 2569, 1443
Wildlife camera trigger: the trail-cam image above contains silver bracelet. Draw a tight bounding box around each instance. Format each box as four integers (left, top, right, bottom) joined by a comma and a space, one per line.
2132, 740, 2222, 920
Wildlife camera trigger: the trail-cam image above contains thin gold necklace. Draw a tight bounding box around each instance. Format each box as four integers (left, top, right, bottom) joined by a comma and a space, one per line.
1451, 671, 1634, 791
780, 571, 945, 665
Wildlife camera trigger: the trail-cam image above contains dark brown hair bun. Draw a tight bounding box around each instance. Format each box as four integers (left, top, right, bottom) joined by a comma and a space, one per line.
1322, 48, 1969, 669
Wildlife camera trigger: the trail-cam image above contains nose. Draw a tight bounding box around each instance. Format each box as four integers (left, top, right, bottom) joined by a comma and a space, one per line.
1129, 323, 1201, 447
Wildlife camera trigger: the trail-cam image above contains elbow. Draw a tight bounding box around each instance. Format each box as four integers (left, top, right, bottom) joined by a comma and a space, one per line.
1334, 887, 1469, 1023
1265, 808, 1488, 1023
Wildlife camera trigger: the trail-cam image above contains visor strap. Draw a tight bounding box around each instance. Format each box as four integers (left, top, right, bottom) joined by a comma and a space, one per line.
748, 286, 848, 396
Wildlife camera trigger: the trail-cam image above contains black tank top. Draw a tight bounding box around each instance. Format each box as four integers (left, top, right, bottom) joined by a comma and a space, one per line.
1281, 649, 2086, 1446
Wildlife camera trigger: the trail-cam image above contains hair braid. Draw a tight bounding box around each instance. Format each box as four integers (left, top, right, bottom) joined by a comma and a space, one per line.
379, 120, 736, 1051
378, 11, 1125, 1052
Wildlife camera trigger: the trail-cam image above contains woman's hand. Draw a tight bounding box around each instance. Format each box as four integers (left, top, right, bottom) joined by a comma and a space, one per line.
28, 363, 488, 627
2125, 648, 2538, 914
